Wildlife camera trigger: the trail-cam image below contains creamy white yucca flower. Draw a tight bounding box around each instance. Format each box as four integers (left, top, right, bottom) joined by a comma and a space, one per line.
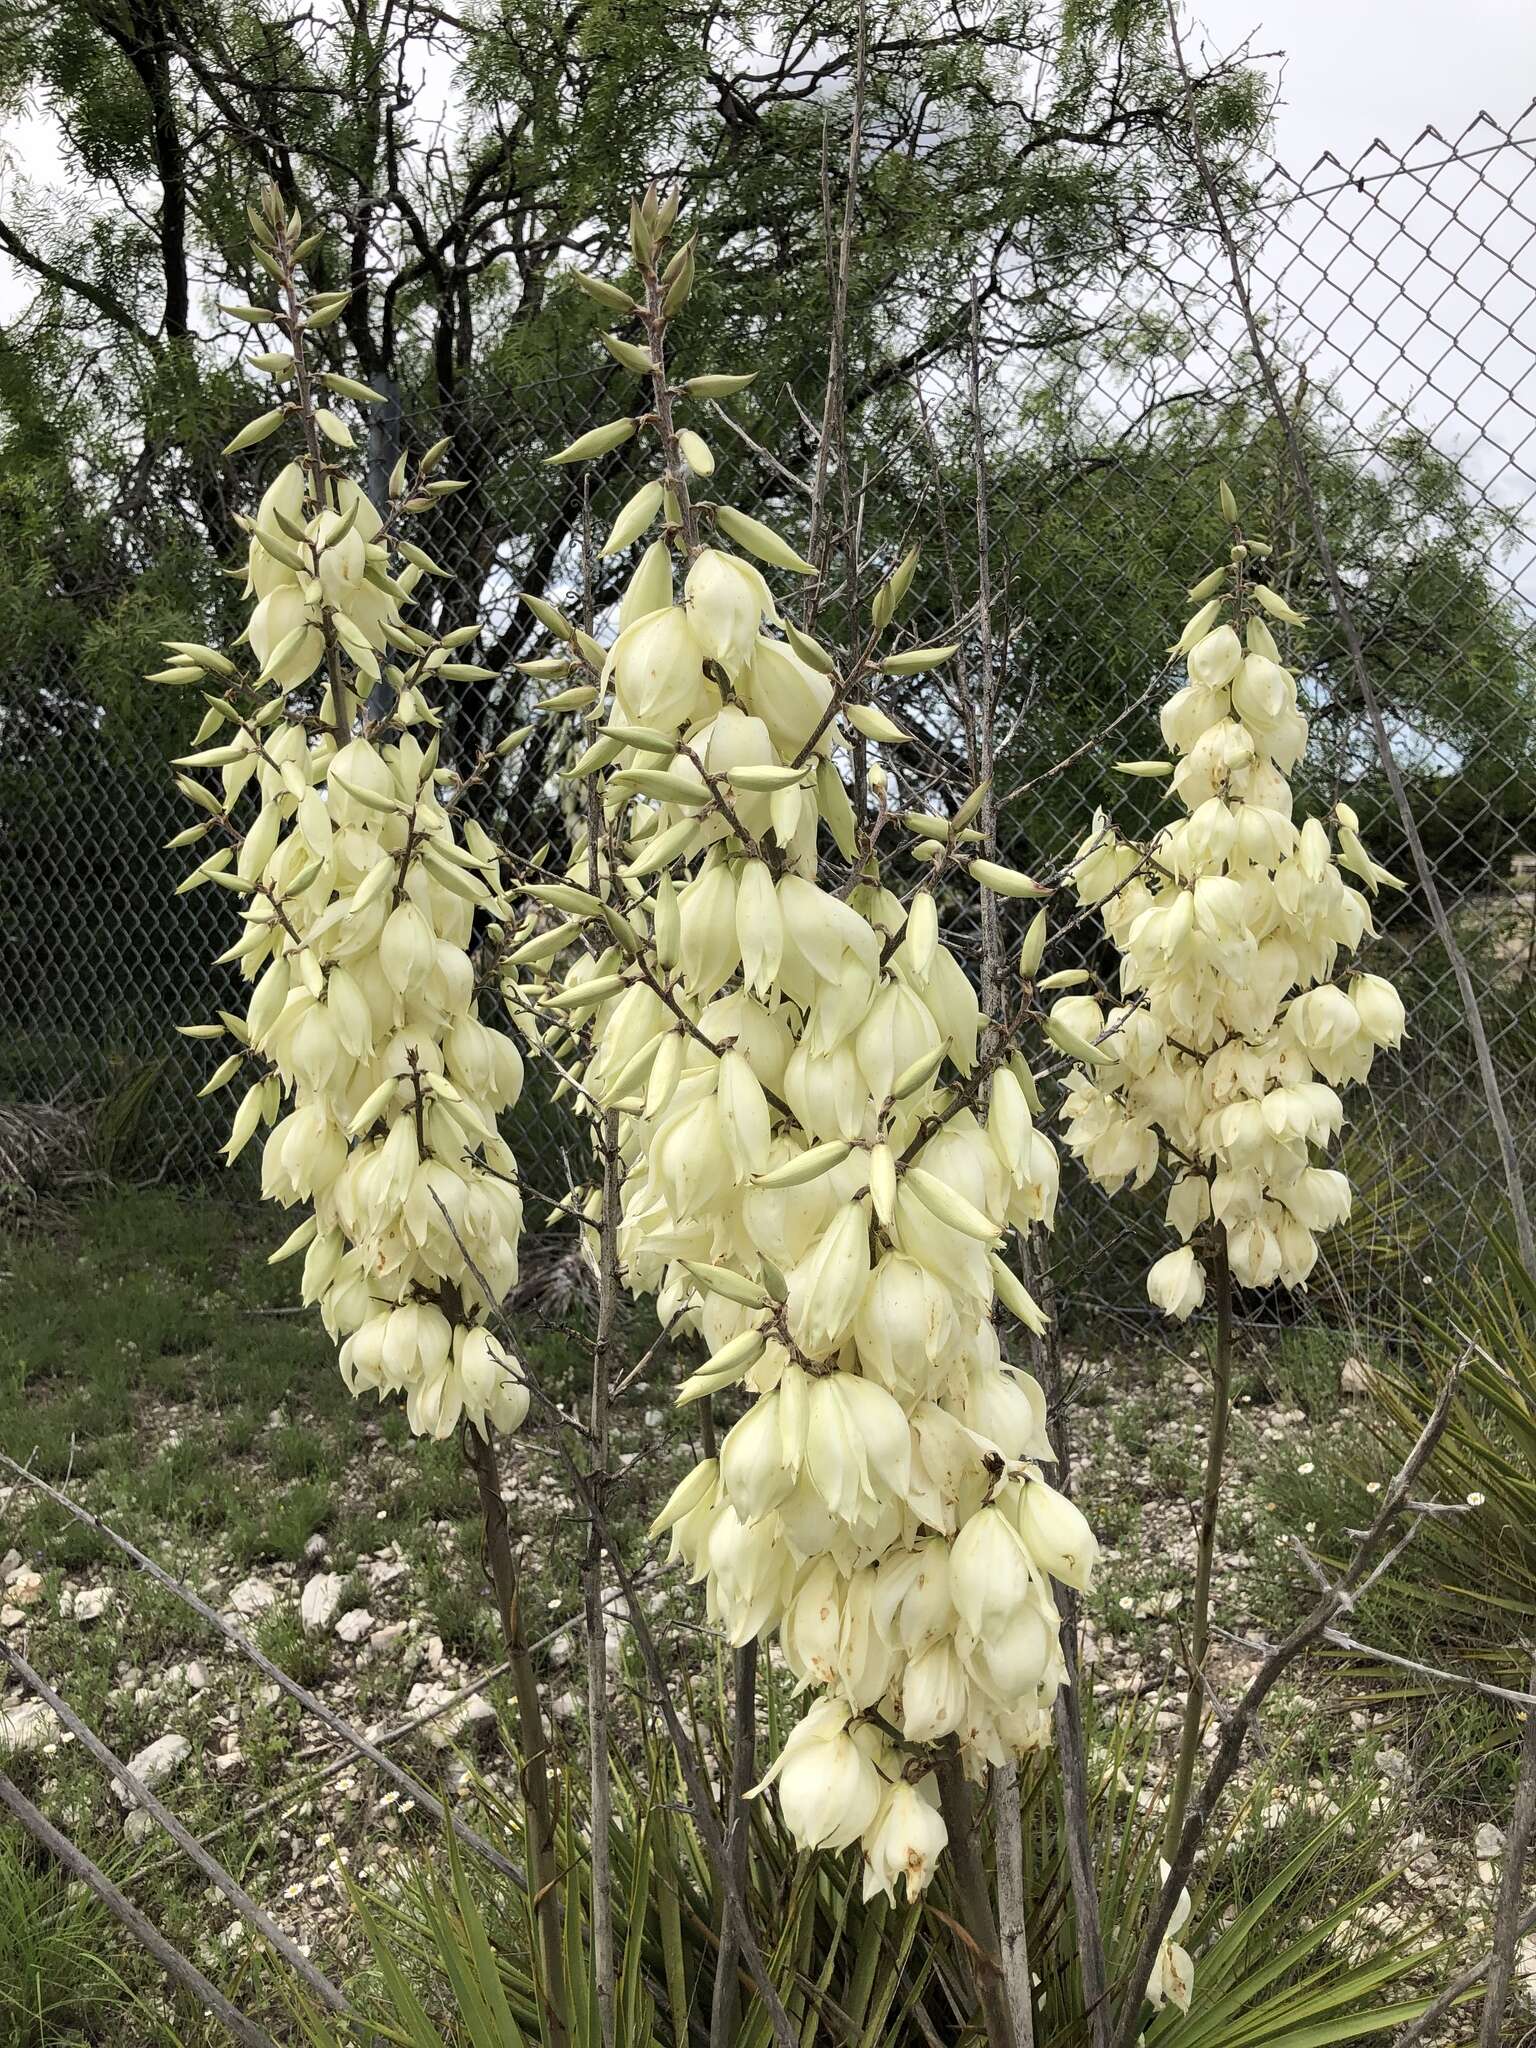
1146, 1861, 1195, 2012
1058, 497, 1406, 1316
503, 187, 1094, 1899
165, 186, 529, 1444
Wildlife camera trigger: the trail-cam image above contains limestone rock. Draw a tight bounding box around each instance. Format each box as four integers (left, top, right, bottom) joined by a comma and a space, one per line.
408, 1679, 497, 1749
335, 1607, 374, 1645
114, 1732, 192, 1805
301, 1572, 345, 1637
0, 1699, 59, 1753
226, 1577, 276, 1620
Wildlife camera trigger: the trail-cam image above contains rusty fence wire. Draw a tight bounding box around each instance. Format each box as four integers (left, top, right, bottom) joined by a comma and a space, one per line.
3, 103, 1534, 1327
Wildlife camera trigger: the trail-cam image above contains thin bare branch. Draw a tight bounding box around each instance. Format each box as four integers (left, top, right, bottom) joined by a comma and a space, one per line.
0, 1449, 525, 1890
0, 1640, 350, 2017
0, 1768, 273, 2048
428, 1205, 801, 2048
1107, 1351, 1467, 2048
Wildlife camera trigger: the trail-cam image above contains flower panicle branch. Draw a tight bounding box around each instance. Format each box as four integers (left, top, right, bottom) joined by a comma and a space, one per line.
1056, 490, 1406, 1318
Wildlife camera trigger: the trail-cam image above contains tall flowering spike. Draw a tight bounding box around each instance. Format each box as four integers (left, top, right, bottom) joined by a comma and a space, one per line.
1058, 490, 1407, 1315
502, 186, 1086, 1900
163, 184, 529, 1442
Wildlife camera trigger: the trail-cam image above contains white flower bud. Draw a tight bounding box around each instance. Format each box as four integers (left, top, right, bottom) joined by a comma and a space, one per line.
684, 549, 776, 676
950, 1506, 1036, 1636
751, 1699, 882, 1852
1350, 971, 1406, 1048
787, 1203, 871, 1359
1015, 1479, 1099, 1591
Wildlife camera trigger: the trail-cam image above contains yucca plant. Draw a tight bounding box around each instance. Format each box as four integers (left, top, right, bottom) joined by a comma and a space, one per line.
287, 1696, 943, 2048
285, 1679, 1445, 2048
1355, 1231, 1536, 1687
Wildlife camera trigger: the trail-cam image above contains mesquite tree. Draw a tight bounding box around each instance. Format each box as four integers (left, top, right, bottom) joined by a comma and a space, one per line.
503, 186, 1097, 1911
1055, 485, 1406, 1859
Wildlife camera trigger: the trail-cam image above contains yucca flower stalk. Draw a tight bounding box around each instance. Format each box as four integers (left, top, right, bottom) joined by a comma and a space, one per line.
1056, 484, 1407, 1883
160, 184, 567, 2041
163, 183, 530, 1440
502, 187, 1097, 1942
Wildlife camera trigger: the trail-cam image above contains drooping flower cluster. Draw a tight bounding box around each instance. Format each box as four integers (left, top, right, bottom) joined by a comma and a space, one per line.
1056, 494, 1406, 1316
164, 185, 529, 1439
505, 188, 1098, 1900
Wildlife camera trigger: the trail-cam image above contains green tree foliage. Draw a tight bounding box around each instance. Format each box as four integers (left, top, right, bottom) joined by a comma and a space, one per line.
0, 0, 1269, 1093
3, 0, 1527, 1127
877, 382, 1536, 893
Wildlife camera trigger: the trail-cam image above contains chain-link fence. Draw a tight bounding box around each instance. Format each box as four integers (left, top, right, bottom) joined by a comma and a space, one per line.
4, 102, 1534, 1324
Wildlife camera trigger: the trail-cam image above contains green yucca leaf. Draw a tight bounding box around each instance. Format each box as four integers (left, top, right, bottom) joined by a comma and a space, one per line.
444, 1824, 527, 2047
351, 1888, 448, 2047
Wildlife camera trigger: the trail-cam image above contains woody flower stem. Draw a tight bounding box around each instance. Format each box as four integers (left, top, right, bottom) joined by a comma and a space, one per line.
582, 486, 620, 2048
641, 239, 700, 562
938, 1748, 1017, 2048
963, 277, 1034, 2048
464, 1426, 568, 2048
710, 1637, 758, 2048
1163, 1222, 1233, 1860
586, 1122, 620, 2048
268, 203, 349, 748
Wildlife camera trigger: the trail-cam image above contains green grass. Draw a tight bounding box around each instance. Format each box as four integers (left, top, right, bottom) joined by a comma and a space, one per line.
0, 1190, 691, 2042
0, 1828, 127, 2046
0, 1191, 345, 1490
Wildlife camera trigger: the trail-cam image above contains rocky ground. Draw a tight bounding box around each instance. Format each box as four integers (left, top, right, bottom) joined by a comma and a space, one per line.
1, 1190, 1530, 2038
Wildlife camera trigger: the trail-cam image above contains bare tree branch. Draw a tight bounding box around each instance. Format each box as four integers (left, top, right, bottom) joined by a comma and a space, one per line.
1107, 1353, 1467, 2047
0, 1449, 526, 1890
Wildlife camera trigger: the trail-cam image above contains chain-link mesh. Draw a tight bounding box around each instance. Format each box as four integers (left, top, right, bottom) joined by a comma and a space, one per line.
4, 103, 1533, 1324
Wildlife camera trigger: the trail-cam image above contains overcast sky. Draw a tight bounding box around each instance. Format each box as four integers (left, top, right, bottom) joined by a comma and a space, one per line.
5, 6, 1533, 310
1198, 0, 1536, 172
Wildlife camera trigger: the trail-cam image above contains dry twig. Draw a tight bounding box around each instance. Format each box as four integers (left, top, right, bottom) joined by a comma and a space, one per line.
0, 1639, 351, 2016
0, 1767, 274, 2048
1107, 1353, 1467, 2047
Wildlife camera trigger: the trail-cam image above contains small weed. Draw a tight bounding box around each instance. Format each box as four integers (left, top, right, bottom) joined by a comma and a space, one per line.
256, 1602, 333, 1689
1257, 1325, 1374, 1418
268, 1422, 335, 1481
1113, 1406, 1150, 1456
421, 1549, 496, 1658
1147, 1433, 1197, 1497
228, 1479, 333, 1564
